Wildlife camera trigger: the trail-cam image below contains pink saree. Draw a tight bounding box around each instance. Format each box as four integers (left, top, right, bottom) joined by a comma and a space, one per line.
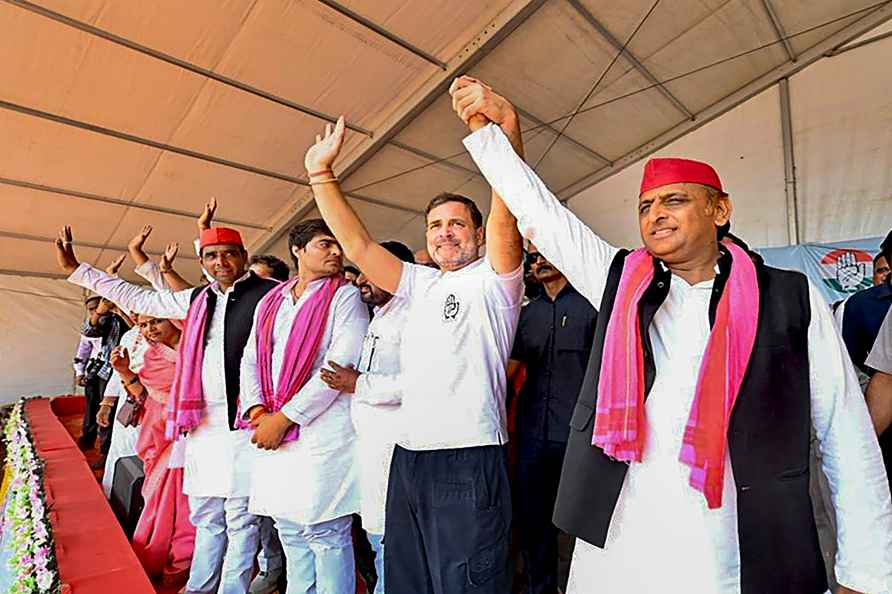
132, 341, 195, 581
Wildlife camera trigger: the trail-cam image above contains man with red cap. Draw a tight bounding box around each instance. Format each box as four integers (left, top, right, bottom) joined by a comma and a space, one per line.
448, 77, 892, 594
55, 216, 280, 594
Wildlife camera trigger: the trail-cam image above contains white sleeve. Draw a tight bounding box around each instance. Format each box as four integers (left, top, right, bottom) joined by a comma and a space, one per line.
73, 335, 94, 374
281, 287, 370, 426
463, 124, 620, 310
239, 308, 265, 416
394, 261, 422, 301
68, 263, 192, 319
865, 307, 892, 375
354, 372, 402, 406
134, 260, 170, 292
807, 280, 892, 592
104, 328, 143, 400
483, 256, 524, 310
103, 370, 123, 399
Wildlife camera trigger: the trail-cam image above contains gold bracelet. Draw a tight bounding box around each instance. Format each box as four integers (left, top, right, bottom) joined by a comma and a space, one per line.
309, 177, 339, 185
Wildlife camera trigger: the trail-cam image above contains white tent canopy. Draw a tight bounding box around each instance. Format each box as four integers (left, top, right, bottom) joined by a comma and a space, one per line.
2, 0, 891, 401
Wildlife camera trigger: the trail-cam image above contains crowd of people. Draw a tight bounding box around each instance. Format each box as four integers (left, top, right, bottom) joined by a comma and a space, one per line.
56, 77, 891, 594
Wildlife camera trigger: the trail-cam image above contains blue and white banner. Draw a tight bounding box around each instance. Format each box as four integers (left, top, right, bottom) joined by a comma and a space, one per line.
757, 237, 884, 304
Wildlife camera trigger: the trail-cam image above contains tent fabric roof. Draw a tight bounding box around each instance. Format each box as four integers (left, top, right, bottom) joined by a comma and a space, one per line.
1, 0, 890, 282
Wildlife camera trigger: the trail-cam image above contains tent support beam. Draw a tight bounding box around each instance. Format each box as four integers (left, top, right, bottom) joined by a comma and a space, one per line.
513, 105, 611, 165
0, 98, 422, 216
556, 2, 892, 201
1, 0, 374, 137
0, 268, 75, 281
778, 78, 800, 245
0, 230, 200, 260
0, 176, 268, 230
3, 0, 502, 211
252, 0, 549, 254
565, 0, 694, 121
387, 141, 483, 178
314, 0, 447, 69
759, 0, 797, 62
826, 28, 892, 56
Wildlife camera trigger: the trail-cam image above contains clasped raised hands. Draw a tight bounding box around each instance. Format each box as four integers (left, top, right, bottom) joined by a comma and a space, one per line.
448, 76, 517, 132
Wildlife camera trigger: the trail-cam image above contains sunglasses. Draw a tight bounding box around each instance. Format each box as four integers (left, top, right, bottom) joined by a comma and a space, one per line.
525, 252, 546, 267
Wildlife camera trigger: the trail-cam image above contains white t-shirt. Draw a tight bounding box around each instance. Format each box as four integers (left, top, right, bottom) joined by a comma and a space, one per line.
395, 256, 524, 450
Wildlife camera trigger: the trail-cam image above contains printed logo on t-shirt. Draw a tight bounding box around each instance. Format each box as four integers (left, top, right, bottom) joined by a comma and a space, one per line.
443, 294, 460, 322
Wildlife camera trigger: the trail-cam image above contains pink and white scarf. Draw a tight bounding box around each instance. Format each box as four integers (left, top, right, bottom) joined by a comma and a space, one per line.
592, 241, 759, 508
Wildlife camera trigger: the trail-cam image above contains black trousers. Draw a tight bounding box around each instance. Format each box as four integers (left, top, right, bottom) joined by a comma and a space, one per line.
81, 375, 107, 448
385, 444, 512, 594
515, 437, 567, 594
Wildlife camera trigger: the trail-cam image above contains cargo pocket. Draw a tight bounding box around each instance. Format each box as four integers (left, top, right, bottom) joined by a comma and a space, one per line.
466, 538, 509, 588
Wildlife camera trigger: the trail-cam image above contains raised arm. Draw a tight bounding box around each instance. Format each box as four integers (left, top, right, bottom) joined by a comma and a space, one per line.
304, 117, 403, 293
450, 78, 619, 310
127, 224, 153, 267
158, 242, 193, 292
451, 77, 523, 274
55, 226, 192, 319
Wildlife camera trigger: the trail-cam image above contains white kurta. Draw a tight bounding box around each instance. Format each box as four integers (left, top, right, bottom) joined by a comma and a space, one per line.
351, 295, 409, 535
68, 263, 257, 498
464, 123, 892, 593
241, 279, 368, 525
101, 325, 144, 498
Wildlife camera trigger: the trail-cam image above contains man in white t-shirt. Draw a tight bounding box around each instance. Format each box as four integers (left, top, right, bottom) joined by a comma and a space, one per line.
301, 116, 525, 593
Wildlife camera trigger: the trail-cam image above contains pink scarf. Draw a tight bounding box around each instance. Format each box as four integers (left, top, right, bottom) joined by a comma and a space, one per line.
239, 276, 345, 443
592, 241, 759, 508
139, 342, 178, 406
165, 284, 214, 440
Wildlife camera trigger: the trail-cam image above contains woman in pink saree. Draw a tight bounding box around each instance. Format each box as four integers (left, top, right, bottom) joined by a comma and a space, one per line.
110, 314, 194, 588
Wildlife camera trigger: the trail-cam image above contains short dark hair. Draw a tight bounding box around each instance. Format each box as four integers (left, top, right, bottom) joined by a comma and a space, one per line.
380, 241, 415, 263
874, 252, 887, 266
343, 265, 360, 276
84, 295, 101, 307
424, 193, 483, 229
287, 219, 335, 269
249, 254, 290, 282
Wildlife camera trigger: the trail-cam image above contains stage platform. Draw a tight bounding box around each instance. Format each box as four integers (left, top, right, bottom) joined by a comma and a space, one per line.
26, 397, 155, 594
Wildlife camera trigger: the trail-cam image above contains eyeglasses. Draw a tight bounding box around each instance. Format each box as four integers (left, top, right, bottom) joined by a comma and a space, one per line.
525, 252, 546, 267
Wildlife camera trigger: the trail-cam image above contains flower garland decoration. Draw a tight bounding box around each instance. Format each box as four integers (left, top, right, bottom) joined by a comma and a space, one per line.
2, 400, 60, 594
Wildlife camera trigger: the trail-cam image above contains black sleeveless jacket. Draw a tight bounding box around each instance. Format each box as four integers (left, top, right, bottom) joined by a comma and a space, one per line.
190, 272, 280, 429
553, 249, 826, 594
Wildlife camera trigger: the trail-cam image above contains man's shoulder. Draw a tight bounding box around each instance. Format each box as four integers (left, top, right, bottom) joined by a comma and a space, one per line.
336, 280, 362, 301
240, 273, 281, 296
846, 283, 890, 308
563, 284, 597, 311
758, 263, 810, 289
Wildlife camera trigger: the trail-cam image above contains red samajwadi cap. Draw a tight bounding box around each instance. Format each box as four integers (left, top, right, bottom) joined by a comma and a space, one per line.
199, 227, 244, 249
639, 157, 723, 196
